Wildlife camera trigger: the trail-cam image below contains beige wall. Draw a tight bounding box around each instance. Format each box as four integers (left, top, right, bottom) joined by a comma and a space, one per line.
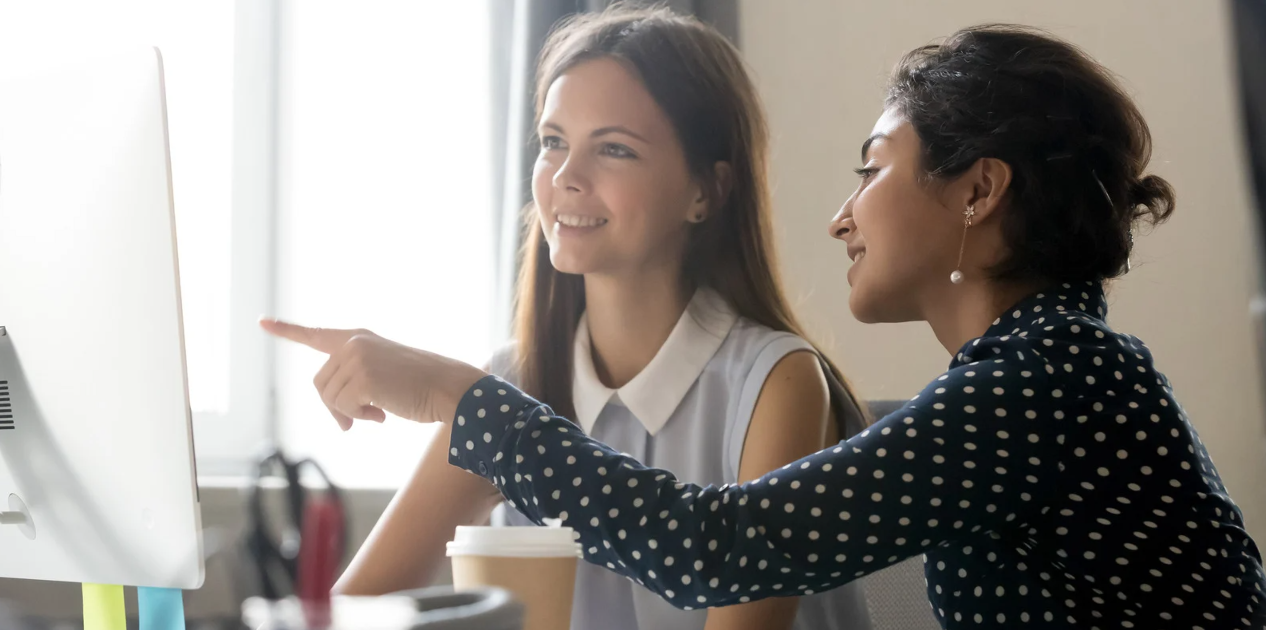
741, 0, 1266, 541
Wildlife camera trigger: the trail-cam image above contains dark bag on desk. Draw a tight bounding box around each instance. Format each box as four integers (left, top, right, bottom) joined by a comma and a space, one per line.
243, 450, 348, 600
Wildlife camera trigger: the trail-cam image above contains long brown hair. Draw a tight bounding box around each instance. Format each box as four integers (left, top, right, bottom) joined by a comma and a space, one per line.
512, 5, 866, 430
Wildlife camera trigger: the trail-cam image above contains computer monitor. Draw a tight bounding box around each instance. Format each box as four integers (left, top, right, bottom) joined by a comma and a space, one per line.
0, 46, 204, 589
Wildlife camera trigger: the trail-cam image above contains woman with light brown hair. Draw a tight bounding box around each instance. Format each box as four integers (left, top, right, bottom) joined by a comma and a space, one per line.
280, 6, 873, 630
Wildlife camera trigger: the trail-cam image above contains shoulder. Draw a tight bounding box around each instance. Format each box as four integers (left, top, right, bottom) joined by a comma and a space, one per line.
737, 347, 832, 477
752, 350, 831, 409
714, 317, 826, 411
716, 317, 816, 371
716, 317, 833, 472
897, 309, 1171, 436
956, 306, 1158, 404
732, 319, 830, 425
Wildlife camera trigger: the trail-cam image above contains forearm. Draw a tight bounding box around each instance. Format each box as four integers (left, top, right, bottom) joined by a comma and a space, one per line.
703, 597, 799, 630
450, 383, 823, 608
449, 375, 1057, 609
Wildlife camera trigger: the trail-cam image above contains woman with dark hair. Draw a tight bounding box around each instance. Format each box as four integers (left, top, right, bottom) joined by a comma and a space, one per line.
267, 23, 1266, 628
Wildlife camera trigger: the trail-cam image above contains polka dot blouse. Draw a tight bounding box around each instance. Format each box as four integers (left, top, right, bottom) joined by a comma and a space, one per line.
450, 282, 1266, 628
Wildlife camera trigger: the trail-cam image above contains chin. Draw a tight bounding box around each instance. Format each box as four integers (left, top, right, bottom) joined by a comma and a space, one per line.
548, 256, 588, 276
848, 290, 883, 324
547, 249, 600, 276
848, 284, 918, 324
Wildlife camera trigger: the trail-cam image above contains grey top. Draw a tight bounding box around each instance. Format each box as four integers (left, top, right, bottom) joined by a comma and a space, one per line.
489, 290, 872, 630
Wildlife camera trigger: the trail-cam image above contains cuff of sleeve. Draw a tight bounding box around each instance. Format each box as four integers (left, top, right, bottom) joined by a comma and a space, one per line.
447, 375, 538, 482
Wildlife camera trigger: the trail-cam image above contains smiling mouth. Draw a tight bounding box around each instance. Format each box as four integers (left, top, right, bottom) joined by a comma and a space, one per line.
556, 214, 609, 228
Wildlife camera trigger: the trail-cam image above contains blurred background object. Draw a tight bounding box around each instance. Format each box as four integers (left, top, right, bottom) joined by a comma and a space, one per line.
240, 586, 524, 630
1232, 0, 1266, 421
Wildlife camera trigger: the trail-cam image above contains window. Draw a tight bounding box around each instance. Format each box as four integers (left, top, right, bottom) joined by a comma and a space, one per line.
274, 1, 496, 486
0, 2, 251, 464
0, 2, 235, 413
1, 2, 498, 486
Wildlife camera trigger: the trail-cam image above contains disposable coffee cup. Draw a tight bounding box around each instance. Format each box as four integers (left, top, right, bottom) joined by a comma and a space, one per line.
447, 525, 583, 630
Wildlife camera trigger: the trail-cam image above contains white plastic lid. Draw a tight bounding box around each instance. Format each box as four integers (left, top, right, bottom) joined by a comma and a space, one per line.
446, 525, 583, 558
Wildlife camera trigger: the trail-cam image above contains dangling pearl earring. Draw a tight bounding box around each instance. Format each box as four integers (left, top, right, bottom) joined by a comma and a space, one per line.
950, 205, 975, 285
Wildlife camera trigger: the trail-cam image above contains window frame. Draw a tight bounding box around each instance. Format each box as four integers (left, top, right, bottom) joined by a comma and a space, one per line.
194, 0, 503, 481
190, 0, 281, 476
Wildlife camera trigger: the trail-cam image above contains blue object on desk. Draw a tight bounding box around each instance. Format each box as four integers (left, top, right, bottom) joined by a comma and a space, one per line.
138, 587, 185, 630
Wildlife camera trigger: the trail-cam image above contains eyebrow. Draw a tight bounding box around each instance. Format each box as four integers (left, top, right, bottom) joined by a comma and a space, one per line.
540, 122, 649, 144
861, 132, 889, 162
592, 126, 649, 143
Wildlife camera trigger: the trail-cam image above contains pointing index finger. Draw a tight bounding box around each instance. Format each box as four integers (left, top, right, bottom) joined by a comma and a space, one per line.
259, 318, 355, 355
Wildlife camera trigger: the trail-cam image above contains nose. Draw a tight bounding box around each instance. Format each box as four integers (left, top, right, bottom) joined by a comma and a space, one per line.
553, 156, 588, 194
828, 197, 855, 241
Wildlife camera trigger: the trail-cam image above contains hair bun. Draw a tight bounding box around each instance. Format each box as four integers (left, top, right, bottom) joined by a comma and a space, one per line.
1127, 174, 1176, 226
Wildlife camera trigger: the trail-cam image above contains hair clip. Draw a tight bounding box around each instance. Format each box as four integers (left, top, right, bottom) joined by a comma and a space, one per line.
1092, 169, 1113, 208
1093, 169, 1134, 272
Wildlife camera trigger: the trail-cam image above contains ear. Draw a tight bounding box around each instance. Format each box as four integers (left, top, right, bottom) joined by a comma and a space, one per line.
947, 157, 1013, 223
710, 161, 733, 210
689, 162, 734, 222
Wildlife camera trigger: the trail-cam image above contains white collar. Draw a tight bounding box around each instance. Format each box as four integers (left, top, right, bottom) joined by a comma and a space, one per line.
572, 289, 738, 435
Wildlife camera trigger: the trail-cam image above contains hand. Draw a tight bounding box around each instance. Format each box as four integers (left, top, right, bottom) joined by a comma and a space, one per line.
259, 319, 487, 430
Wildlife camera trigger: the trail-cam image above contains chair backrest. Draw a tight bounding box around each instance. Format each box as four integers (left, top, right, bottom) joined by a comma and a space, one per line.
859, 556, 941, 630
866, 399, 905, 421
858, 401, 943, 630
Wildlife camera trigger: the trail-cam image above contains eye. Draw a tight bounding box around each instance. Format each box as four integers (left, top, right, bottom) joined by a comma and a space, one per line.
853, 167, 878, 181
541, 136, 564, 150
601, 143, 637, 159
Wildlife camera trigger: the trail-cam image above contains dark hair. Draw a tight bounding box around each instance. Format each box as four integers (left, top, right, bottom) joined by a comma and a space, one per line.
886, 24, 1176, 283
513, 5, 866, 428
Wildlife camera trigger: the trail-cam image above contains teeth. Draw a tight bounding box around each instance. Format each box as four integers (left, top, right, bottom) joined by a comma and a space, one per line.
557, 214, 608, 228
855, 251, 865, 262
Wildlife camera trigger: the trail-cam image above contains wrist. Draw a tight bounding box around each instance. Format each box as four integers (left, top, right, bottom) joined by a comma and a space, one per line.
431, 359, 488, 425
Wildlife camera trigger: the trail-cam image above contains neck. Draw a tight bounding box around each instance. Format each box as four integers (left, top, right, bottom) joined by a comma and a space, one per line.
583, 265, 692, 389
921, 277, 1043, 356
